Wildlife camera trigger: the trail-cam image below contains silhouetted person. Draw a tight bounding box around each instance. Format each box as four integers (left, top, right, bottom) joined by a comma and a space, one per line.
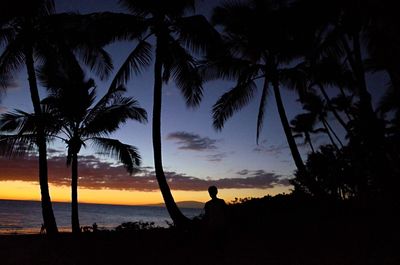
204, 186, 228, 247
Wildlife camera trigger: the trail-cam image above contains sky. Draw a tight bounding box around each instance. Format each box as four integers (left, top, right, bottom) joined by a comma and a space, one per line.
0, 0, 368, 205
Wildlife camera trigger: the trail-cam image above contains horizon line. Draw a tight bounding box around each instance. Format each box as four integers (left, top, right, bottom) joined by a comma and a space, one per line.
0, 198, 206, 207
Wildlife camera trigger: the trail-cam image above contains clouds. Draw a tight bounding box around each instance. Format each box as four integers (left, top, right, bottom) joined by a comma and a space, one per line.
166, 131, 229, 162
167, 131, 218, 151
0, 155, 290, 191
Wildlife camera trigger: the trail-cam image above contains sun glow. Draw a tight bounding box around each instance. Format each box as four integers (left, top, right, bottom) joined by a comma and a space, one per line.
0, 180, 289, 205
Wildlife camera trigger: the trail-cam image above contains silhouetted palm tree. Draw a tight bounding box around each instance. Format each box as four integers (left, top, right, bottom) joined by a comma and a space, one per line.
1, 62, 147, 234
0, 0, 62, 235
290, 113, 325, 153
94, 0, 220, 227
301, 93, 344, 150
208, 0, 312, 176
0, 0, 113, 234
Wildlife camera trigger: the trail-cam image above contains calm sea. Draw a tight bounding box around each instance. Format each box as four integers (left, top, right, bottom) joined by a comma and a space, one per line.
0, 200, 203, 234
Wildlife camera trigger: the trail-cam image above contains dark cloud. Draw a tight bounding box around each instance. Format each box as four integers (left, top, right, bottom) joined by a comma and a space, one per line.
47, 148, 65, 156
0, 155, 290, 191
253, 144, 288, 156
237, 170, 249, 175
167, 131, 218, 151
206, 152, 228, 162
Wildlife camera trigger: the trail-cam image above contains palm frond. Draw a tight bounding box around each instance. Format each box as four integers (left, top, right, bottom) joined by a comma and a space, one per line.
83, 97, 147, 137
0, 37, 25, 88
91, 137, 141, 174
200, 56, 256, 82
37, 47, 85, 92
119, 0, 194, 18
0, 134, 36, 157
163, 38, 203, 107
279, 66, 308, 97
213, 80, 257, 130
84, 85, 127, 125
0, 26, 16, 48
75, 44, 113, 80
0, 110, 36, 133
176, 15, 222, 56
109, 39, 152, 89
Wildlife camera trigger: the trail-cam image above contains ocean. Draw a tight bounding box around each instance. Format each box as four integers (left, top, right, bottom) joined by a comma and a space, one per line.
0, 200, 203, 234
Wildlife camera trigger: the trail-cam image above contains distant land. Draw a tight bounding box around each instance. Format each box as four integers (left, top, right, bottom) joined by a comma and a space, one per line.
145, 201, 205, 209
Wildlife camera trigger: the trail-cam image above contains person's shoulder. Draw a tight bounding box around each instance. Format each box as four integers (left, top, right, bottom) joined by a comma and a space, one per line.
217, 198, 226, 205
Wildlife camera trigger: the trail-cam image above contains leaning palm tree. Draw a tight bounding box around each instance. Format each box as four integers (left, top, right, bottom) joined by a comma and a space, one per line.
1, 62, 147, 234
0, 0, 113, 235
208, 0, 312, 176
91, 0, 220, 227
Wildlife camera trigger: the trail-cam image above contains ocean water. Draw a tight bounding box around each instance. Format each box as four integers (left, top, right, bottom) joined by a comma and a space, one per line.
0, 200, 203, 234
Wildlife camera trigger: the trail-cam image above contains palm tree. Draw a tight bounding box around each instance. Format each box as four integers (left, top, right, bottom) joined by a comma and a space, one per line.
92, 0, 220, 227
294, 0, 397, 200
0, 0, 62, 235
290, 113, 326, 153
1, 62, 147, 234
301, 93, 344, 150
208, 0, 312, 176
0, 0, 113, 235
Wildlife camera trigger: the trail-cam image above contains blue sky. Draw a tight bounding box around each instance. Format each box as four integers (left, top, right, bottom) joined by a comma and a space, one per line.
3, 0, 380, 200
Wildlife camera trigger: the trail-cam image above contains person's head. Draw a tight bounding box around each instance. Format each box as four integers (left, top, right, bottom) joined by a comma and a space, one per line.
208, 185, 218, 199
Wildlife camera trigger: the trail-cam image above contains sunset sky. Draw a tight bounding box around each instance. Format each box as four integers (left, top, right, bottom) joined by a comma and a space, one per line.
0, 0, 357, 205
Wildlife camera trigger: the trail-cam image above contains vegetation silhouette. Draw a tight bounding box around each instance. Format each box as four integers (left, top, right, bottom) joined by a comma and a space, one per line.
0, 60, 147, 234
0, 0, 62, 235
79, 0, 222, 227
206, 0, 312, 179
0, 3, 399, 265
0, 0, 114, 235
39, 60, 147, 234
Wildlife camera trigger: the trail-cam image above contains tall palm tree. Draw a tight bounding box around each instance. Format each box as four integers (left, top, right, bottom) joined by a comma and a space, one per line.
208, 0, 313, 176
1, 62, 147, 234
0, 0, 113, 234
0, 0, 62, 235
44, 82, 147, 234
92, 0, 220, 227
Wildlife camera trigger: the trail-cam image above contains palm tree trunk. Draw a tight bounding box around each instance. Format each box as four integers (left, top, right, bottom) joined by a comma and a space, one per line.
318, 84, 349, 132
71, 152, 80, 234
321, 119, 340, 150
338, 86, 354, 121
272, 77, 307, 175
323, 118, 344, 148
152, 36, 190, 228
24, 44, 58, 235
343, 39, 389, 199
307, 135, 315, 153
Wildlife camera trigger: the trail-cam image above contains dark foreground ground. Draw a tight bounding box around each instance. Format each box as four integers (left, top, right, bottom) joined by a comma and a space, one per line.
1, 214, 399, 265
2, 195, 400, 265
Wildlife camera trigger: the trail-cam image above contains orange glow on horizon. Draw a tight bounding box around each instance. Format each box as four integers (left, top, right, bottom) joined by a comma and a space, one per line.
0, 180, 290, 206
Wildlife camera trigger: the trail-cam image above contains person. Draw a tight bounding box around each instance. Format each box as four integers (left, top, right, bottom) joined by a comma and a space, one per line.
204, 185, 228, 243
